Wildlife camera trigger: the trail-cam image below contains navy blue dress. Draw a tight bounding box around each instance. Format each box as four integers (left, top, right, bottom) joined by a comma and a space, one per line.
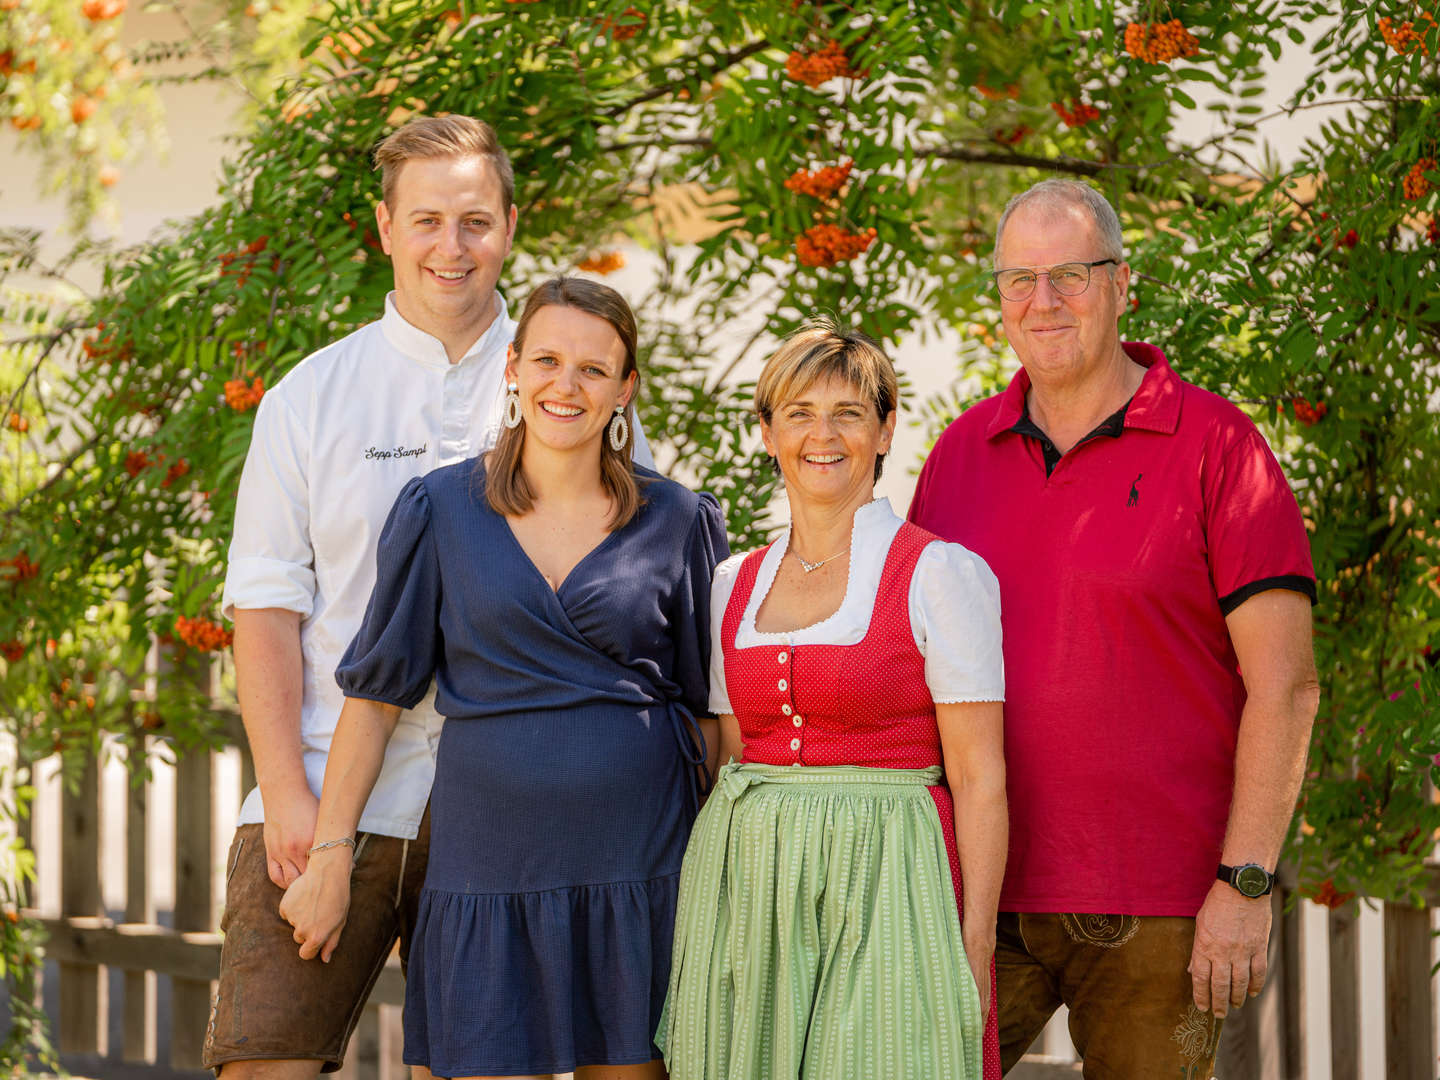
336, 461, 728, 1078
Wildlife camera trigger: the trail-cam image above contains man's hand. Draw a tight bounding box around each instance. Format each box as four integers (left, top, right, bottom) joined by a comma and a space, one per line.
1188, 880, 1271, 1017
278, 847, 352, 963
263, 787, 320, 889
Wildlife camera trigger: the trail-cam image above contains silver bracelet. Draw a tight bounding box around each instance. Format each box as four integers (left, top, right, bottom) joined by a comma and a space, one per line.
307, 836, 357, 856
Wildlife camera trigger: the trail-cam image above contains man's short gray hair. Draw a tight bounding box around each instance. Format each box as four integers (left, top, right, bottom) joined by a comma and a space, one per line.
994, 179, 1125, 266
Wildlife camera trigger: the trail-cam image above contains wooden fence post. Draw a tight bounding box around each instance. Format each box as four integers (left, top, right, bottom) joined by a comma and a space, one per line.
1279, 887, 1306, 1080
170, 740, 214, 1069
1383, 901, 1434, 1080
124, 731, 157, 1064
1328, 904, 1361, 1080
58, 751, 106, 1055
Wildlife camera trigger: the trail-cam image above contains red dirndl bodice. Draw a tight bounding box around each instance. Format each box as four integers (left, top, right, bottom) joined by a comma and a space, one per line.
721, 521, 1002, 1079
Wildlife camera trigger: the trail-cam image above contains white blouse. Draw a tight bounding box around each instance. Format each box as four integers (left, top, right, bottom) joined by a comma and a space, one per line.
708, 498, 1005, 716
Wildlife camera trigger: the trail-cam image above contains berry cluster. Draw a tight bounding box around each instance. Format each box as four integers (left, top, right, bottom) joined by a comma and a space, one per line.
1335, 228, 1358, 250
784, 160, 854, 200
162, 458, 190, 488
81, 323, 133, 365
82, 0, 125, 19
1292, 398, 1328, 426
218, 236, 272, 287
7, 411, 28, 433
0, 641, 24, 663
1308, 879, 1355, 909
225, 373, 266, 412
71, 96, 98, 125
975, 81, 1020, 101
125, 450, 151, 477
1428, 217, 1440, 245
1403, 157, 1436, 200
0, 551, 39, 584
577, 251, 626, 274
1123, 20, 1200, 64
795, 224, 877, 268
175, 615, 234, 651
993, 124, 1032, 146
786, 40, 866, 88
599, 7, 645, 40
1051, 99, 1100, 128
1379, 12, 1437, 55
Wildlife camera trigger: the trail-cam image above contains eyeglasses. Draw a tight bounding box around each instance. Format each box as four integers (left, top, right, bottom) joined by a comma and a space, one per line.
992, 259, 1119, 302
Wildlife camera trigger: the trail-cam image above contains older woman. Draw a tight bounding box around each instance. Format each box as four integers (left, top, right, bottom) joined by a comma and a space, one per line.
281, 277, 727, 1080
656, 322, 1007, 1080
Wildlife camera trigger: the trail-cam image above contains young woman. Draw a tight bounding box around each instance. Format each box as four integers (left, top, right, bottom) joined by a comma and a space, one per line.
281, 277, 727, 1080
657, 321, 1007, 1080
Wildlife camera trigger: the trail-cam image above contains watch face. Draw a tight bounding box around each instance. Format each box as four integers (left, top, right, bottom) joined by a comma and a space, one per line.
1235, 865, 1271, 897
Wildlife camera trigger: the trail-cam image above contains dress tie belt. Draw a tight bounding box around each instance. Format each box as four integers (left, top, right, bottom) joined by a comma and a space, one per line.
668, 701, 712, 816
716, 760, 944, 802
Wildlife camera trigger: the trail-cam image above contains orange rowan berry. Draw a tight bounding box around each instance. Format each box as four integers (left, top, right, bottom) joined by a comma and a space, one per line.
174, 615, 234, 651
1379, 13, 1436, 56
1404, 158, 1436, 200
1, 551, 39, 584
1124, 19, 1200, 64
224, 374, 266, 412
1427, 216, 1440, 244
1051, 99, 1100, 128
786, 40, 866, 88
599, 7, 645, 40
124, 450, 152, 477
784, 159, 854, 200
82, 0, 125, 19
7, 411, 28, 433
1291, 398, 1327, 426
577, 251, 626, 274
161, 459, 190, 488
70, 95, 98, 124
795, 224, 877, 268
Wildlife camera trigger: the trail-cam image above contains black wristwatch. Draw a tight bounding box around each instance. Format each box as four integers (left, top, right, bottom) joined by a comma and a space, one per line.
1217, 862, 1275, 898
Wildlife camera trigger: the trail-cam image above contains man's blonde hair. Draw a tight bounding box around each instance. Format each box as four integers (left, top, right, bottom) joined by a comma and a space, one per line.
372, 115, 514, 211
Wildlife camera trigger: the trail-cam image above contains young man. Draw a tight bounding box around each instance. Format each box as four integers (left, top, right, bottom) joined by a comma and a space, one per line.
205, 115, 650, 1077
910, 179, 1319, 1077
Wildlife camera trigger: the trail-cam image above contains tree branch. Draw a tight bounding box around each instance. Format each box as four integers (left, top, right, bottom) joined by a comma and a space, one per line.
919, 144, 1109, 178
606, 38, 772, 118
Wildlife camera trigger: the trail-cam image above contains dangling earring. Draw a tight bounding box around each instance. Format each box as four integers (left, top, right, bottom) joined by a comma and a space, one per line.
608, 404, 630, 451
504, 381, 522, 429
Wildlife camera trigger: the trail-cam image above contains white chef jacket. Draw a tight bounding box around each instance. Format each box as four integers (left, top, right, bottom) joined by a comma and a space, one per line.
221, 291, 654, 838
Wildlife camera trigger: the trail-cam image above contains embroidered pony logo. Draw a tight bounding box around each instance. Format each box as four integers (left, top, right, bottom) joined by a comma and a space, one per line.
1127, 472, 1142, 507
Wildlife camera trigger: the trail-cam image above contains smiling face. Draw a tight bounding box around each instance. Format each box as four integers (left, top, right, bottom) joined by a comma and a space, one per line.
376, 153, 517, 354
504, 304, 635, 456
996, 200, 1130, 391
761, 374, 896, 512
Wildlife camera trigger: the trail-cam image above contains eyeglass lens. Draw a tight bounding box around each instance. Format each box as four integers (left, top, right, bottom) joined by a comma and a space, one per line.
995, 262, 1094, 300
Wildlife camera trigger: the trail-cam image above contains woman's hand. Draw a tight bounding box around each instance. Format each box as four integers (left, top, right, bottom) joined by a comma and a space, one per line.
964, 930, 995, 1022
278, 846, 354, 962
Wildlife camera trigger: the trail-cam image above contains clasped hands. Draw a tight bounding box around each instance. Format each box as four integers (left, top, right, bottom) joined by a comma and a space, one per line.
277, 845, 354, 963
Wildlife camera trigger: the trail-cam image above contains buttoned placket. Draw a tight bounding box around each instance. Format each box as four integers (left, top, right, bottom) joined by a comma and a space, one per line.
778, 642, 804, 764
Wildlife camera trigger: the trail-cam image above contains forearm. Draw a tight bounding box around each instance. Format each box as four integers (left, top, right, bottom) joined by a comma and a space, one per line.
716, 713, 744, 767
954, 776, 1008, 938
233, 607, 308, 805
1221, 686, 1318, 867
311, 696, 402, 844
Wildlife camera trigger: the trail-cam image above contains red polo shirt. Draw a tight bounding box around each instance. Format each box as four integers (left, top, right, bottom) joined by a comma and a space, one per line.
909, 343, 1315, 916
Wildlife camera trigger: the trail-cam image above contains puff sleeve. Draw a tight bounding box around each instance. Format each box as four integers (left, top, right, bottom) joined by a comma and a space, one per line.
910, 540, 1006, 704
335, 477, 443, 709
668, 493, 730, 718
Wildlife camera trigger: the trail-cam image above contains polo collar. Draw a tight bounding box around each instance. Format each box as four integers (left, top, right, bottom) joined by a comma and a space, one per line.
984, 340, 1183, 440
380, 291, 513, 369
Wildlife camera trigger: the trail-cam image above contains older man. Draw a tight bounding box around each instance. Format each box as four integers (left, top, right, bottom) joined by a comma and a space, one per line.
909, 179, 1319, 1077
204, 114, 649, 1077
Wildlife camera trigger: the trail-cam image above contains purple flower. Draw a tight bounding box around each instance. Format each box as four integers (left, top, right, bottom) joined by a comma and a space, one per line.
1389, 691, 1403, 701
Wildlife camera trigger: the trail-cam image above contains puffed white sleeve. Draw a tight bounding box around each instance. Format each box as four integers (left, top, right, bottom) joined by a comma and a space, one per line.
706, 552, 748, 716
221, 388, 315, 620
909, 540, 1005, 703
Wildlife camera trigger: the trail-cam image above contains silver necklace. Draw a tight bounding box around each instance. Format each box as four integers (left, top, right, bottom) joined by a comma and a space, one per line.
793, 546, 849, 573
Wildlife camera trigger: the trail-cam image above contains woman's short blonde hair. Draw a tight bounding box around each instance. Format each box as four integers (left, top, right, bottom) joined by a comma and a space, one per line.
754, 319, 899, 480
